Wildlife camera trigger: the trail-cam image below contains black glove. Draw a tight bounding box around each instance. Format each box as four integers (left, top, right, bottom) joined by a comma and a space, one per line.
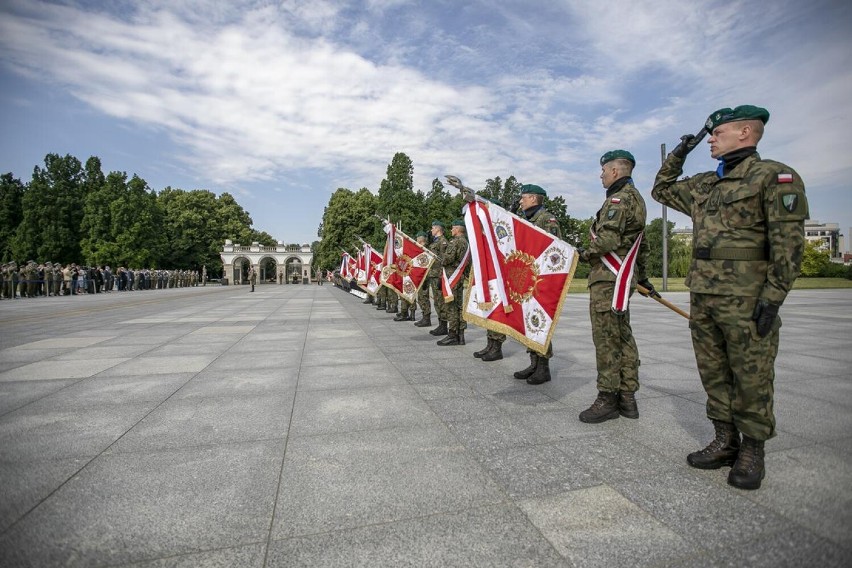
509, 198, 521, 214
671, 128, 707, 159
751, 299, 779, 338
576, 247, 588, 261
638, 278, 660, 298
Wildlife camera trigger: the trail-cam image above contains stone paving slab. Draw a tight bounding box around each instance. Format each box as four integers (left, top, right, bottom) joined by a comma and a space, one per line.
0, 284, 850, 566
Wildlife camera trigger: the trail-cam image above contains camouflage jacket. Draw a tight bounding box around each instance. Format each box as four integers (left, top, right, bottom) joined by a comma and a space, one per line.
587, 178, 649, 286
524, 206, 561, 238
443, 234, 469, 276
652, 152, 808, 304
428, 235, 449, 278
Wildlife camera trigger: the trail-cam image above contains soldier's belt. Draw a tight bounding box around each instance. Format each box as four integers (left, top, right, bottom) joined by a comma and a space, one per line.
693, 247, 767, 261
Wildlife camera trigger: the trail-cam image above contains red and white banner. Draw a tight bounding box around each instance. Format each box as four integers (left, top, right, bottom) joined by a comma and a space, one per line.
339, 252, 351, 279
463, 199, 578, 355
362, 244, 384, 296
380, 222, 436, 303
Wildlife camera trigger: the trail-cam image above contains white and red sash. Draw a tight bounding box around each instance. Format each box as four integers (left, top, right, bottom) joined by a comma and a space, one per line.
591, 228, 643, 312
441, 246, 470, 302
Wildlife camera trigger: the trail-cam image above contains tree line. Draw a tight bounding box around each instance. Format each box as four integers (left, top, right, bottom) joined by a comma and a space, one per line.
0, 154, 275, 274
314, 152, 694, 279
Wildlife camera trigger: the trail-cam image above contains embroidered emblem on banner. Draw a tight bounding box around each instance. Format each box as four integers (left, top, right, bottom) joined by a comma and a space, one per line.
544, 245, 566, 271
505, 250, 541, 304
525, 306, 547, 335
494, 220, 512, 243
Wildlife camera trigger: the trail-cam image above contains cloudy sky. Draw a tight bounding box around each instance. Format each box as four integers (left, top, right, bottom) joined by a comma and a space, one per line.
1, 0, 850, 248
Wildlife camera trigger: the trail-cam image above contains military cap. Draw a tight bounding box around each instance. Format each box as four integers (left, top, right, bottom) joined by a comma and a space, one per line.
416, 231, 428, 238
705, 105, 770, 132
431, 220, 445, 228
600, 149, 635, 166
451, 218, 466, 227
521, 184, 547, 196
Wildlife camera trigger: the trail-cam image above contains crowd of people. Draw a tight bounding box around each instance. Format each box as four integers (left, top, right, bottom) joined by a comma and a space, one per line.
0, 262, 208, 299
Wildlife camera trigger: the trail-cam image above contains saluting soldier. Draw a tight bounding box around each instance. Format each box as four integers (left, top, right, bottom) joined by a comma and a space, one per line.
437, 219, 469, 346
578, 150, 652, 423
652, 105, 808, 490
511, 184, 562, 385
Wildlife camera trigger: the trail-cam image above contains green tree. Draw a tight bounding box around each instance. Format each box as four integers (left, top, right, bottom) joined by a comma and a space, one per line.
644, 217, 678, 277
801, 240, 830, 277
13, 153, 85, 261
0, 173, 25, 261
376, 152, 426, 234
110, 175, 166, 267
80, 169, 125, 265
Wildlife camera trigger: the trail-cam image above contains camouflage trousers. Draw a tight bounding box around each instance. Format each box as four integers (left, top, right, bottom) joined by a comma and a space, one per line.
690, 293, 780, 441
417, 279, 432, 317
386, 289, 399, 310
399, 297, 416, 317
427, 277, 445, 320
590, 282, 639, 393
445, 281, 466, 332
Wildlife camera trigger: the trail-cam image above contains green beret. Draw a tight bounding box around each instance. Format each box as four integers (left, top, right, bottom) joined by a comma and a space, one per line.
431, 220, 445, 228
705, 105, 770, 132
451, 218, 465, 228
521, 184, 547, 196
600, 150, 635, 166
415, 231, 427, 238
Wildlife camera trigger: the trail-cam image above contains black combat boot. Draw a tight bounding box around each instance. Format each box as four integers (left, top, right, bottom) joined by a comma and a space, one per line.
474, 339, 493, 358
407, 310, 416, 321
437, 331, 460, 346
728, 436, 765, 490
513, 352, 538, 380
687, 420, 740, 470
363, 297, 373, 304
579, 391, 620, 423
526, 357, 551, 384
393, 311, 408, 321
429, 320, 448, 336
481, 342, 503, 362
618, 391, 639, 419
414, 315, 432, 327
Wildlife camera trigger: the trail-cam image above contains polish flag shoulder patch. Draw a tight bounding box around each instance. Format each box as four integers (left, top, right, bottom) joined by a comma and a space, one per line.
777, 173, 793, 183
610, 197, 621, 204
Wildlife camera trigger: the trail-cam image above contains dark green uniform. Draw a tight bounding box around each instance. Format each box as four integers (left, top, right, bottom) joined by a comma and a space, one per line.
587, 177, 648, 393
652, 151, 807, 440
423, 234, 448, 319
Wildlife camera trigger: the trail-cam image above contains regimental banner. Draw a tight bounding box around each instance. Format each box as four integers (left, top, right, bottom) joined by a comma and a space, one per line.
356, 251, 367, 285
379, 222, 436, 303
363, 244, 383, 296
462, 198, 578, 355
339, 252, 351, 279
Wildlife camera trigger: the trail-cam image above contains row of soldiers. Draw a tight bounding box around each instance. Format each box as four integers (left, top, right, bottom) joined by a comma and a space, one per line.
0, 261, 208, 299
354, 104, 809, 494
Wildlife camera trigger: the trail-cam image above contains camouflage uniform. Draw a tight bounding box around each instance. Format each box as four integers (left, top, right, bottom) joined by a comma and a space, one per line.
427, 234, 449, 320
442, 232, 469, 334
652, 151, 807, 440
587, 177, 648, 394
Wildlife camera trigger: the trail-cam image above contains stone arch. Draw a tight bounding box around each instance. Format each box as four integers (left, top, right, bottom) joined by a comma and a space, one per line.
285, 256, 303, 284
258, 255, 278, 284
231, 256, 251, 285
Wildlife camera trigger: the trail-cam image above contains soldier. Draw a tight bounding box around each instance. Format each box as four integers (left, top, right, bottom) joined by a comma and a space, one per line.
652, 105, 808, 490
578, 150, 652, 423
437, 219, 469, 346
511, 184, 562, 385
375, 284, 388, 310
43, 262, 53, 296
419, 222, 447, 332
385, 286, 399, 314
248, 266, 257, 292
202, 265, 208, 286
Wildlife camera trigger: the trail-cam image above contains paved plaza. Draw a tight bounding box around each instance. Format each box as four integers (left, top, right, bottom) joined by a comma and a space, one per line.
0, 284, 850, 567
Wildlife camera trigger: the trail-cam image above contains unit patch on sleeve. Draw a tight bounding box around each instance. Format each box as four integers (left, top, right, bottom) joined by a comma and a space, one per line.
777, 173, 793, 183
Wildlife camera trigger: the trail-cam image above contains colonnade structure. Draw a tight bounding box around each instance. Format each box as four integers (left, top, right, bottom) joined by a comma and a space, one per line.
220, 240, 314, 285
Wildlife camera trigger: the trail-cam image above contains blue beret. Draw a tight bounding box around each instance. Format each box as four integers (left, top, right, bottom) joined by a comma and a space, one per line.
600, 150, 635, 166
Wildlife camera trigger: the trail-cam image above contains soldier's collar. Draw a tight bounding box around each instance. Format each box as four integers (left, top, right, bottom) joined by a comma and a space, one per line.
606, 176, 632, 197
522, 204, 543, 219
716, 147, 758, 178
